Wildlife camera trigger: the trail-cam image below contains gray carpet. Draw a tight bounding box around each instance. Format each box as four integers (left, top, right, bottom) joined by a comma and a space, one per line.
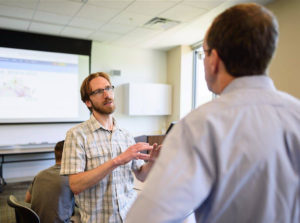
0, 181, 31, 223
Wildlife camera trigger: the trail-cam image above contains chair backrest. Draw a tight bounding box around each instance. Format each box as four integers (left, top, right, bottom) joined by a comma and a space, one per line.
7, 195, 40, 223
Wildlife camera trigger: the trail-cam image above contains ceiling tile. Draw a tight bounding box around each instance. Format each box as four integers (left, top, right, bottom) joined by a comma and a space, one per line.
126, 27, 161, 38
124, 1, 177, 16
0, 16, 29, 31
110, 11, 152, 26
89, 31, 121, 42
29, 21, 63, 35
33, 11, 71, 25
76, 4, 120, 22
69, 17, 104, 29
113, 27, 161, 46
38, 0, 83, 16
0, 4, 34, 19
0, 0, 272, 50
136, 0, 181, 2
99, 22, 135, 34
0, 0, 39, 9
182, 0, 225, 10
160, 4, 207, 22
87, 0, 133, 10
61, 26, 94, 39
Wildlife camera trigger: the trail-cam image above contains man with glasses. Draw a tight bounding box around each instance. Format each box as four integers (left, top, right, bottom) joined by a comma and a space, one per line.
126, 3, 300, 223
60, 72, 160, 223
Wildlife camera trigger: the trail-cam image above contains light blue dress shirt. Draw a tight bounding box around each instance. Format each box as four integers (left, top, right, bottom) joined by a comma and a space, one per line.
126, 75, 300, 223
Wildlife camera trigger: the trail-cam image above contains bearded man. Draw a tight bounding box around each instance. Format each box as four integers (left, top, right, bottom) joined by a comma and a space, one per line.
60, 72, 160, 223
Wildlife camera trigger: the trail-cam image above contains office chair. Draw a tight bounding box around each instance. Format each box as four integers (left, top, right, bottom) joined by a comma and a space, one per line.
7, 195, 40, 223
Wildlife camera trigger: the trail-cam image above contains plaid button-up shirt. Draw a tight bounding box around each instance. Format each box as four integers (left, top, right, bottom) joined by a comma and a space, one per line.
61, 115, 144, 223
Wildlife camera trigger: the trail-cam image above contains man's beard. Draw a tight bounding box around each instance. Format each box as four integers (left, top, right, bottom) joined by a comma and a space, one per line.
91, 98, 116, 115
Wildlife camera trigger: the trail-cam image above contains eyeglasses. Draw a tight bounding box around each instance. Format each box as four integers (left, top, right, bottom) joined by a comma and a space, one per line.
89, 86, 115, 96
198, 48, 212, 60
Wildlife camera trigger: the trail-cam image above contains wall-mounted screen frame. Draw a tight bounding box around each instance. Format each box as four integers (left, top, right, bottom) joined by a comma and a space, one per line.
0, 29, 92, 124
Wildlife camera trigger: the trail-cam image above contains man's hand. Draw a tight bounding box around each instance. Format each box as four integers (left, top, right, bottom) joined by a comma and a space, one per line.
113, 142, 153, 166
148, 143, 162, 163
133, 143, 162, 182
69, 144, 153, 194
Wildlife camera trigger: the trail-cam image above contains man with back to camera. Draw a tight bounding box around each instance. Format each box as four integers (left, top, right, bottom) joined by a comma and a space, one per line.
126, 3, 300, 223
60, 72, 161, 223
25, 140, 75, 223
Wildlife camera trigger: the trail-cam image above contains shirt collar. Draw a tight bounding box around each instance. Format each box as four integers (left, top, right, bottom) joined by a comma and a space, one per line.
88, 114, 120, 132
221, 75, 276, 95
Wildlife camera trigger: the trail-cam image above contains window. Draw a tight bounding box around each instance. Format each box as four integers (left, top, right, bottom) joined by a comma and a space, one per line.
192, 45, 214, 109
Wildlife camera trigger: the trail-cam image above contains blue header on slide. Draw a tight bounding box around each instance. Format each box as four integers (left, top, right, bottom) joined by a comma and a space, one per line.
0, 57, 78, 73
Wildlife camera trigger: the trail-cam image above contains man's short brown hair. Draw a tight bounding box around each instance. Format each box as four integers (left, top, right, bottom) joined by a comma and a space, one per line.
206, 3, 279, 77
80, 72, 111, 103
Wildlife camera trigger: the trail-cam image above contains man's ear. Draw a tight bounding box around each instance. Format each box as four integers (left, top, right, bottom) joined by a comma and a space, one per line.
85, 100, 92, 110
210, 49, 221, 75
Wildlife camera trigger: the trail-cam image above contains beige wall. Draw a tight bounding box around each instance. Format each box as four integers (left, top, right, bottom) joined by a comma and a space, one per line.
167, 46, 181, 124
166, 45, 194, 126
267, 0, 300, 99
180, 45, 193, 119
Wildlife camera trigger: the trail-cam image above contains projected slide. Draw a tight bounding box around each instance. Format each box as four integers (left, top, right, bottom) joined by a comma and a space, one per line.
0, 47, 89, 122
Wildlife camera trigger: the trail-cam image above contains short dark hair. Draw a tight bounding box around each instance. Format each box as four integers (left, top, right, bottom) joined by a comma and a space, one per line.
206, 3, 279, 77
54, 140, 64, 162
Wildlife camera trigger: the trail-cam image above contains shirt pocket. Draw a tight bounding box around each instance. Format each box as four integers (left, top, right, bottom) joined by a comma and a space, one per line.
118, 142, 130, 154
118, 143, 135, 172
85, 145, 110, 170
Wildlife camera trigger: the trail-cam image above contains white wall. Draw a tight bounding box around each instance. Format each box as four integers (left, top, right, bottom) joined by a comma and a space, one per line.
1, 42, 168, 182
91, 42, 168, 136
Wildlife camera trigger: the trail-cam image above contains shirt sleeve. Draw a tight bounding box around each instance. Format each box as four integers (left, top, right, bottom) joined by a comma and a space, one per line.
60, 129, 86, 175
125, 118, 216, 223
